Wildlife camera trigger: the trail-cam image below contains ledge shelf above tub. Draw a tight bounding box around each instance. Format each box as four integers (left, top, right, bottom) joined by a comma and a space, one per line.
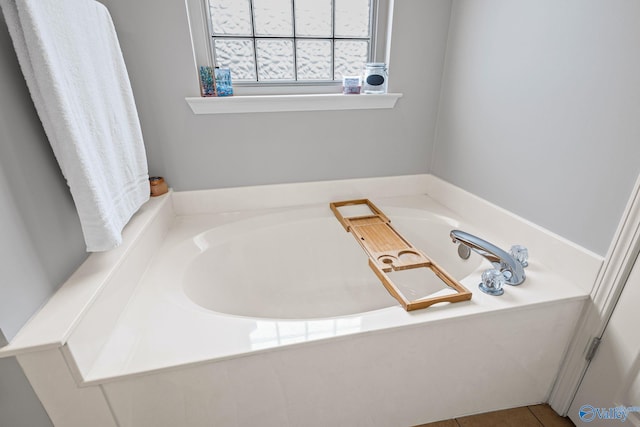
330, 199, 472, 311
185, 93, 403, 114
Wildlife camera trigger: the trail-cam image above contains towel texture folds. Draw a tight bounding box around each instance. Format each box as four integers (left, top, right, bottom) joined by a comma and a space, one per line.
1, 0, 149, 251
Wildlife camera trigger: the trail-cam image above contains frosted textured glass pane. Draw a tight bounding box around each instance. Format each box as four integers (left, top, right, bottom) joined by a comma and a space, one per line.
335, 0, 371, 37
209, 0, 252, 36
334, 40, 368, 79
214, 39, 257, 81
296, 40, 332, 80
253, 0, 293, 36
295, 0, 332, 37
256, 39, 295, 81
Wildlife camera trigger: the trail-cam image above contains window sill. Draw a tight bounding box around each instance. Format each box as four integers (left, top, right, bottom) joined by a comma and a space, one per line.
185, 93, 402, 115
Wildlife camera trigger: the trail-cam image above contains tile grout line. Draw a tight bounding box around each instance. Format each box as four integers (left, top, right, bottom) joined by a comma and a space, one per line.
526, 405, 546, 427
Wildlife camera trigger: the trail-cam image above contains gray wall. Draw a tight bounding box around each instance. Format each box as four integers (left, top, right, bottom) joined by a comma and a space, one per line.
0, 1, 452, 424
0, 11, 87, 427
2, 0, 640, 424
99, 0, 453, 191
103, 0, 640, 255
432, 0, 640, 255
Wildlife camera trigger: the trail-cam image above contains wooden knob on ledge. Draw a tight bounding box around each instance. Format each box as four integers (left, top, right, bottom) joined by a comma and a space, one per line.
149, 176, 168, 197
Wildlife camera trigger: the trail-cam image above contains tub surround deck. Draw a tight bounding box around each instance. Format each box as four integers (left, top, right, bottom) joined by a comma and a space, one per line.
0, 193, 173, 358
0, 174, 601, 427
73, 197, 588, 386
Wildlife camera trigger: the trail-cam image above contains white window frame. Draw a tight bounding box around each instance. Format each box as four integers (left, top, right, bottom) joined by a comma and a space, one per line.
206, 0, 378, 86
184, 0, 401, 113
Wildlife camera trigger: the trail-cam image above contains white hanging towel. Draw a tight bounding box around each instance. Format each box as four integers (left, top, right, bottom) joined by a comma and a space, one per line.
1, 0, 150, 251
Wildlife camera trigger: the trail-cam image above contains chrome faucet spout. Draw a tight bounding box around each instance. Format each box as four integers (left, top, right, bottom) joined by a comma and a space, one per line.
450, 230, 525, 285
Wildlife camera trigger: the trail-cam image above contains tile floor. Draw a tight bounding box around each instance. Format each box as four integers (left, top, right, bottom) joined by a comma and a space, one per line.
415, 404, 575, 427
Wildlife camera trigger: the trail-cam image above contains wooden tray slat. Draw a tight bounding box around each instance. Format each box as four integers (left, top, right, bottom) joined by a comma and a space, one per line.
354, 222, 412, 253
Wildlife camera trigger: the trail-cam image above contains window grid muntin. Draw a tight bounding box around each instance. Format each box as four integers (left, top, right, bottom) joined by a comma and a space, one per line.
291, 0, 297, 80
208, 0, 374, 83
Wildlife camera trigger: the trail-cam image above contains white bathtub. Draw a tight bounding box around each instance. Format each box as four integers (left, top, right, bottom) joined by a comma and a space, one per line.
0, 175, 597, 427
182, 206, 480, 319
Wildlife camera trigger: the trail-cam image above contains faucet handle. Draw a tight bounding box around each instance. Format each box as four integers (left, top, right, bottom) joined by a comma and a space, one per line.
479, 268, 505, 296
510, 245, 529, 268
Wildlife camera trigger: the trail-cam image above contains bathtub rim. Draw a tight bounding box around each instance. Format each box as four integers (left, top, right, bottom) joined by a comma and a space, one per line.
0, 174, 600, 383
75, 194, 590, 385
0, 192, 174, 359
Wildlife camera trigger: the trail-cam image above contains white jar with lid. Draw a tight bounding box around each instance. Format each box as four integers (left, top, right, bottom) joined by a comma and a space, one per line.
363, 63, 388, 94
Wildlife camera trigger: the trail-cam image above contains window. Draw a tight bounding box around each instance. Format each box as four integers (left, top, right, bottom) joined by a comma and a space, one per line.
185, 0, 401, 113
205, 0, 379, 84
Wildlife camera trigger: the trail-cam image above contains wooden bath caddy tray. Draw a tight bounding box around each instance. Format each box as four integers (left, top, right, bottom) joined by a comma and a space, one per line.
330, 199, 472, 311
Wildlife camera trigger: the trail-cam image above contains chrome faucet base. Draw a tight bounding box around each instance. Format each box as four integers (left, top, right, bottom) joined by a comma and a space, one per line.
479, 282, 504, 296
499, 268, 524, 286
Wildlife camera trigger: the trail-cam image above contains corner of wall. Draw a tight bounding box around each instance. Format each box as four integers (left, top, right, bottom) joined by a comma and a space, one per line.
428, 0, 456, 175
